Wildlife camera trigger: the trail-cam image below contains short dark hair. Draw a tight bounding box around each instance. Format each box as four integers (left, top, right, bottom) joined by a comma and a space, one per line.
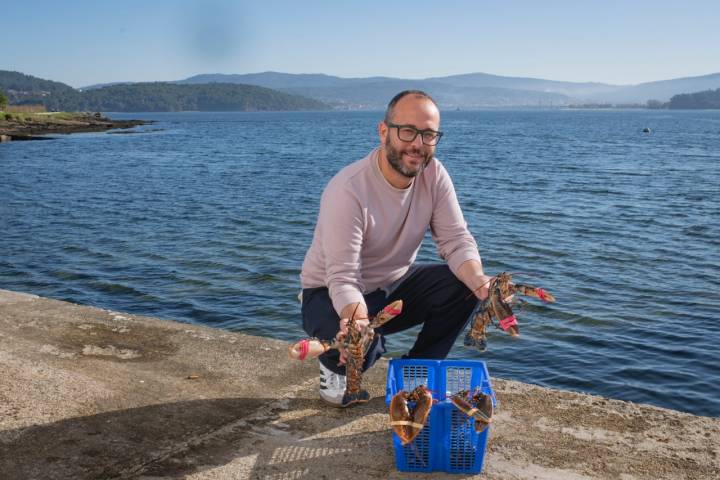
384, 90, 438, 124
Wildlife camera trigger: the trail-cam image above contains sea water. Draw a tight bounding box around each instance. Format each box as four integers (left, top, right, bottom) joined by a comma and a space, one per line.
1, 109, 718, 416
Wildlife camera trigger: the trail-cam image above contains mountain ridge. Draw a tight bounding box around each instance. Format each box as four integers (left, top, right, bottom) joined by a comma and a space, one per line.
0, 71, 329, 112
172, 71, 720, 107
5, 69, 720, 111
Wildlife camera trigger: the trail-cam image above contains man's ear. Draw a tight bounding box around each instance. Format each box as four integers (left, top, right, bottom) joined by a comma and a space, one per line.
378, 121, 387, 144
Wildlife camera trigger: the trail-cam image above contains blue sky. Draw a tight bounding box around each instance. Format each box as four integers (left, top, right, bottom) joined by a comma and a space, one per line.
3, 0, 719, 88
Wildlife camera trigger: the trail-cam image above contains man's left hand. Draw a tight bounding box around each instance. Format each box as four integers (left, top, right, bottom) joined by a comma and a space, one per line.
473, 274, 495, 301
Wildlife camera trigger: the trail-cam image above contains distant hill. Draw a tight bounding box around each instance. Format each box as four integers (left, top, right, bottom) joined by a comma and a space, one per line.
178, 72, 575, 108
584, 73, 720, 104
176, 71, 720, 108
79, 81, 136, 91
0, 70, 80, 110
180, 72, 366, 89
9, 69, 720, 111
668, 87, 720, 109
0, 70, 329, 112
280, 82, 572, 109
74, 82, 328, 112
423, 72, 621, 98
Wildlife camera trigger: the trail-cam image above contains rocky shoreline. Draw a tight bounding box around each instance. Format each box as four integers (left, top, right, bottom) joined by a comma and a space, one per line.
0, 112, 149, 141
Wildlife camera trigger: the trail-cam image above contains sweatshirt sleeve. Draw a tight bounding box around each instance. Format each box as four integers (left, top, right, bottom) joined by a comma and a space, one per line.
317, 180, 367, 316
429, 164, 482, 275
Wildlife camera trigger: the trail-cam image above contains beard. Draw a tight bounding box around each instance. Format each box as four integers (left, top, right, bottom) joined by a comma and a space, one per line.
385, 137, 433, 178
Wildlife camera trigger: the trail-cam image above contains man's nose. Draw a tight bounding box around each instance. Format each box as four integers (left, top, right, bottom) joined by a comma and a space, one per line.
410, 134, 424, 147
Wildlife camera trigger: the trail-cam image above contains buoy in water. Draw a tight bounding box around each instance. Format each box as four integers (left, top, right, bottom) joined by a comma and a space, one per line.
642, 127, 651, 133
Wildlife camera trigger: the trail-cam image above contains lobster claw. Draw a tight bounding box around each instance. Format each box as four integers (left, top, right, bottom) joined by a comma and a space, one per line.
287, 338, 332, 360
368, 299, 403, 328
514, 285, 556, 303
450, 389, 494, 433
498, 314, 520, 337
470, 391, 494, 433
389, 385, 433, 445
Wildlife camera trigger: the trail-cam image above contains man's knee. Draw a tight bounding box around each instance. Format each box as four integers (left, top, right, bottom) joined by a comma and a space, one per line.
416, 264, 472, 300
301, 287, 340, 339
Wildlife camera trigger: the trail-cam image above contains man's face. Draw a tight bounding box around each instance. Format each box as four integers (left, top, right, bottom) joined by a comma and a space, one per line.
381, 97, 440, 179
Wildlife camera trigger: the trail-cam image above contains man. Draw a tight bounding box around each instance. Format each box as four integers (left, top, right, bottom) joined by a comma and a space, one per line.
300, 90, 493, 407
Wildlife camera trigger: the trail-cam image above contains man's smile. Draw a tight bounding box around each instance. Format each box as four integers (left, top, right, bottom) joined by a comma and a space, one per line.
403, 150, 425, 162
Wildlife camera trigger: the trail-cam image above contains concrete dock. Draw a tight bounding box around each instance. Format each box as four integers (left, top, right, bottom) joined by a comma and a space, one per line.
0, 289, 718, 479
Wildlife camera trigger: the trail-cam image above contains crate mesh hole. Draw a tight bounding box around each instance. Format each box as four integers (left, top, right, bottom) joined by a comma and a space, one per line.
446, 366, 473, 395
402, 365, 429, 390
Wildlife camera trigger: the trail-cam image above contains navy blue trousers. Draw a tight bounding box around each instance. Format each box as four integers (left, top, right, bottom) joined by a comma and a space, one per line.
301, 264, 478, 375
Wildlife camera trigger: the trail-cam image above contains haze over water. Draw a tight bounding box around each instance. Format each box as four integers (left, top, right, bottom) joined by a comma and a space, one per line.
1, 110, 718, 417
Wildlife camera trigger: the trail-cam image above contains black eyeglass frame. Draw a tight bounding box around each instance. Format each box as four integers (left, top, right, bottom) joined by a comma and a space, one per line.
386, 122, 444, 146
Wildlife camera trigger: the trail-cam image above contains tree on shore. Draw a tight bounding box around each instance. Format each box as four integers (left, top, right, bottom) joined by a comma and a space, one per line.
669, 88, 720, 109
0, 89, 8, 110
646, 99, 667, 109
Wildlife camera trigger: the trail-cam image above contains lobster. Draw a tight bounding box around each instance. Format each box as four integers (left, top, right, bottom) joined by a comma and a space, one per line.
288, 300, 403, 406
464, 272, 555, 352
389, 385, 434, 445
449, 388, 494, 433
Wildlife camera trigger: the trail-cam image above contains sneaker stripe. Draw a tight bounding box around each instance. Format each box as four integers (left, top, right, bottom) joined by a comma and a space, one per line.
318, 361, 348, 406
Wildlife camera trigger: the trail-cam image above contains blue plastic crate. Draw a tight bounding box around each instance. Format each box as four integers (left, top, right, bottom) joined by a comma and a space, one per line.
385, 359, 496, 474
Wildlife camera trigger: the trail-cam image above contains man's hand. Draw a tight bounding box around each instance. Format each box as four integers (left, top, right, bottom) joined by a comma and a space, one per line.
336, 316, 370, 366
472, 274, 495, 301
336, 302, 369, 365
457, 260, 495, 301
474, 274, 515, 304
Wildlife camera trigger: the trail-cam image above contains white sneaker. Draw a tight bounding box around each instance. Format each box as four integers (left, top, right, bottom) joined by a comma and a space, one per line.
319, 361, 347, 406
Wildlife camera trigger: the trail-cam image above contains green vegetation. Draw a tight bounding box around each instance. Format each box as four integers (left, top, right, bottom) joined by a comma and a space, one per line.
668, 88, 720, 109
77, 82, 328, 112
0, 89, 7, 110
0, 111, 76, 122
0, 71, 79, 110
645, 99, 666, 109
0, 70, 329, 112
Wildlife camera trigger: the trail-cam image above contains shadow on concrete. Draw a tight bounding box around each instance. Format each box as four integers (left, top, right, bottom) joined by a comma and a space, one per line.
0, 395, 409, 480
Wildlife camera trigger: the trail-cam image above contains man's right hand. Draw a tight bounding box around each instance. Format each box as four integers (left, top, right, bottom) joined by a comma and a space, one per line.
336, 315, 370, 366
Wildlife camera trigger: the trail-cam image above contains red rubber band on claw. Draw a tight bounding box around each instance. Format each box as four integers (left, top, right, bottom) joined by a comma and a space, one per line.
536, 288, 548, 302
499, 315, 518, 331
384, 306, 402, 315
298, 339, 309, 360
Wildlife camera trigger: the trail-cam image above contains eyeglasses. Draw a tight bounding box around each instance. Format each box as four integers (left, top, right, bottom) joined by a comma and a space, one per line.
386, 122, 443, 146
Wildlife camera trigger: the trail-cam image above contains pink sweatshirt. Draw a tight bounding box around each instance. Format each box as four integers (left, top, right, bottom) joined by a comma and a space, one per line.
300, 147, 481, 315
